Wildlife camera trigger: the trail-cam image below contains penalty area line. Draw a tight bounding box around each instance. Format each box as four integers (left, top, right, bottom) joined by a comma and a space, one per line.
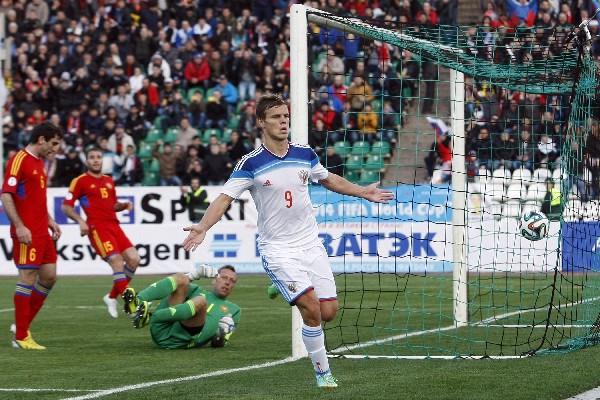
62, 357, 297, 400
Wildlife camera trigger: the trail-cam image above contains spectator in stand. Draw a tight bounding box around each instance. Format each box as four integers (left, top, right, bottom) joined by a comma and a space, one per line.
347, 76, 374, 112
108, 123, 136, 156
53, 147, 85, 187
235, 50, 258, 102
153, 140, 182, 186
536, 133, 559, 169
109, 84, 135, 122
493, 131, 517, 170
238, 101, 258, 139
202, 143, 232, 185
226, 130, 251, 163
117, 144, 144, 186
322, 147, 344, 177
205, 91, 228, 130
176, 117, 199, 151
212, 75, 238, 113
425, 133, 452, 179
312, 101, 340, 131
356, 103, 379, 143
470, 128, 493, 170
514, 130, 536, 171
185, 52, 211, 88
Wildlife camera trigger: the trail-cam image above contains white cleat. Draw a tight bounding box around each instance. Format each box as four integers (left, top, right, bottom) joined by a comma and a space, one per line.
9, 324, 15, 334
103, 294, 119, 318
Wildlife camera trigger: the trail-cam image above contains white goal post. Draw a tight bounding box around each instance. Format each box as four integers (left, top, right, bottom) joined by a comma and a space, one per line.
288, 4, 467, 358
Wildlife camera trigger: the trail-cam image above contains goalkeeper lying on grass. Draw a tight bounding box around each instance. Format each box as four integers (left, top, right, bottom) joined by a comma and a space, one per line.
122, 265, 240, 349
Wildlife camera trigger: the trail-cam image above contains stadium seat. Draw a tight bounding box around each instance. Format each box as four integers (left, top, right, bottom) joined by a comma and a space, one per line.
203, 128, 222, 142
351, 141, 371, 156
359, 170, 380, 185
502, 200, 521, 218
563, 199, 581, 220
533, 168, 551, 183
371, 98, 382, 111
511, 168, 532, 186
149, 159, 160, 173
551, 168, 563, 184
492, 168, 511, 186
364, 154, 384, 170
187, 87, 204, 103
138, 143, 153, 159
333, 141, 352, 157
344, 169, 361, 182
371, 141, 391, 157
145, 128, 162, 144
346, 155, 363, 170
153, 115, 167, 129
227, 115, 241, 129
488, 183, 506, 203
487, 200, 503, 219
525, 183, 547, 201
506, 183, 526, 200
163, 127, 179, 144
142, 171, 159, 186
474, 166, 491, 184
222, 128, 233, 142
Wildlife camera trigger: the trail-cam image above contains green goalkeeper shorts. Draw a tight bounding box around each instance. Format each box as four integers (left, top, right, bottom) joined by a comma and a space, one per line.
150, 311, 219, 349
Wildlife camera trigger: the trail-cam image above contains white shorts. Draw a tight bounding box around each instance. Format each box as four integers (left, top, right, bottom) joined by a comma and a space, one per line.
261, 244, 337, 304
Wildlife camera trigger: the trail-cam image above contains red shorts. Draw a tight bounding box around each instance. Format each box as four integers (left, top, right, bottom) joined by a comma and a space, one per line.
88, 224, 134, 259
12, 234, 57, 268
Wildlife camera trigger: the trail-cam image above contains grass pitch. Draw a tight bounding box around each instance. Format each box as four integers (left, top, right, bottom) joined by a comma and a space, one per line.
1, 274, 600, 400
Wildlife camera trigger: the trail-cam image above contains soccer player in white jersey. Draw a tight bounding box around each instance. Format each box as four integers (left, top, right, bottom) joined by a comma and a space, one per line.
182, 94, 394, 388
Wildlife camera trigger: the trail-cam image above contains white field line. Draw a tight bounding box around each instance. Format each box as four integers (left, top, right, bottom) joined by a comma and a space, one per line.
332, 295, 600, 354
484, 324, 593, 328
0, 389, 101, 393
0, 308, 13, 313
61, 357, 297, 400
565, 386, 600, 400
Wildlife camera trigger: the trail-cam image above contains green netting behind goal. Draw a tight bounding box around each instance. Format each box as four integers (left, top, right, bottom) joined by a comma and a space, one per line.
297, 7, 600, 357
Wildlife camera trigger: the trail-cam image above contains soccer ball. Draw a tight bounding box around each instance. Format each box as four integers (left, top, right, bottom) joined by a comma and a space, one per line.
519, 211, 549, 241
218, 315, 235, 335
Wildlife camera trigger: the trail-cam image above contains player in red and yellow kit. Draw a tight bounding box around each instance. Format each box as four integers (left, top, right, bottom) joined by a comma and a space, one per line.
62, 148, 140, 318
1, 122, 64, 350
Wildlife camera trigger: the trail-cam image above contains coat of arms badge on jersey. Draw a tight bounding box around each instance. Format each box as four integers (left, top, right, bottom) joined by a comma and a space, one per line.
298, 170, 309, 185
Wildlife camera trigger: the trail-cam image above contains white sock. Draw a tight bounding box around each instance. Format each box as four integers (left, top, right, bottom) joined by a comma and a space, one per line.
302, 323, 330, 375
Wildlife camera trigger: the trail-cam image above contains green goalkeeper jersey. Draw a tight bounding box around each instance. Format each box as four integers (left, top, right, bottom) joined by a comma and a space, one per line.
150, 283, 241, 349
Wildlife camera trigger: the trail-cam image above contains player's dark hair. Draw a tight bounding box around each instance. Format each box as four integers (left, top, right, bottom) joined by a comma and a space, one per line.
256, 94, 287, 120
85, 146, 103, 158
219, 265, 236, 274
29, 122, 63, 144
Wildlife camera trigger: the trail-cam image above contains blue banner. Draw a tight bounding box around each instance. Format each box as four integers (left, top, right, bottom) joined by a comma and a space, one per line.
561, 222, 600, 272
310, 184, 452, 223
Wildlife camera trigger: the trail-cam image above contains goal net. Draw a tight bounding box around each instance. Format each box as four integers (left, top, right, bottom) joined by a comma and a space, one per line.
289, 5, 600, 358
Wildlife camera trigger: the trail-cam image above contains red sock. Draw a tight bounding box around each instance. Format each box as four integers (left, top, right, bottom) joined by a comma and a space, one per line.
29, 282, 51, 326
14, 284, 32, 340
109, 278, 129, 299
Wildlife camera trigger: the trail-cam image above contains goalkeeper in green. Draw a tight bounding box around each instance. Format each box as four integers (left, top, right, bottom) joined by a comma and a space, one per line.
122, 265, 240, 349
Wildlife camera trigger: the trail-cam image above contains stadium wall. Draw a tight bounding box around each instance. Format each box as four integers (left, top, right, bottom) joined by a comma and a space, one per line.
0, 186, 569, 275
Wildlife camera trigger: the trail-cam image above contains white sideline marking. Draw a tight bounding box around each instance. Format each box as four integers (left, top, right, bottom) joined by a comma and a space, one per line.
61, 357, 297, 400
565, 387, 600, 400
0, 308, 14, 313
332, 295, 600, 354
0, 389, 101, 393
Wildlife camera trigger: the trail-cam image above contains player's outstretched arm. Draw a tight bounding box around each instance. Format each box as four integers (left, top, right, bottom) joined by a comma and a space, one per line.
319, 173, 395, 203
1, 192, 32, 244
182, 193, 235, 251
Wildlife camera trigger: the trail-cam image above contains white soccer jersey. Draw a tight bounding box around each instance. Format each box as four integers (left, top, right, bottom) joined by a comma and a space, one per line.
222, 143, 329, 252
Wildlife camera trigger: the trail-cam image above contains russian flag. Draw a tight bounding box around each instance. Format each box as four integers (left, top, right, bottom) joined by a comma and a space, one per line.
505, 0, 538, 26
426, 116, 451, 137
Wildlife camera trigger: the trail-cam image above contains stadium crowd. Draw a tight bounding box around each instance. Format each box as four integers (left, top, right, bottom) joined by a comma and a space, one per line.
424, 0, 600, 202
2, 0, 459, 188
3, 0, 598, 195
